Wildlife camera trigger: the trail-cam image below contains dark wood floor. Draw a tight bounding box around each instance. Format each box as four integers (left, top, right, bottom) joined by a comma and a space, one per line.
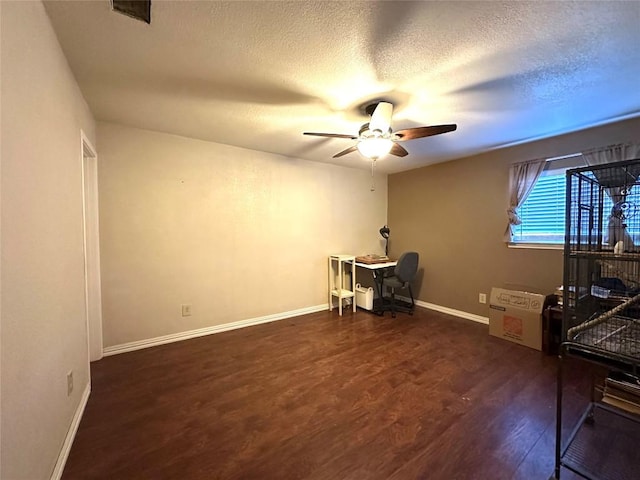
63, 307, 594, 479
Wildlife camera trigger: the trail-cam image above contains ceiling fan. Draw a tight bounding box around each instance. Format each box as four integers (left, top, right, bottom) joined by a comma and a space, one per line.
303, 102, 457, 160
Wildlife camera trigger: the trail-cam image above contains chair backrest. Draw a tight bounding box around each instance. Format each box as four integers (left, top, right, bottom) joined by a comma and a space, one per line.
394, 251, 419, 284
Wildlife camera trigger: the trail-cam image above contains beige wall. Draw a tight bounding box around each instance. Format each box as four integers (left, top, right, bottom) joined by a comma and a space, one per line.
97, 123, 388, 348
1, 1, 96, 479
389, 117, 640, 317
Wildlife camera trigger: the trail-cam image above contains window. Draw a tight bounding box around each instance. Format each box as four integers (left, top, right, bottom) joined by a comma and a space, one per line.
511, 154, 587, 245
512, 172, 567, 243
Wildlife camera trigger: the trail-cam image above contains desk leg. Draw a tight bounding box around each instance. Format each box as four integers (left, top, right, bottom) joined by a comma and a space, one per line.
371, 270, 387, 315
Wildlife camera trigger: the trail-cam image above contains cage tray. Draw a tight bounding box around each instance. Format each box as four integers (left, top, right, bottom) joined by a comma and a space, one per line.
562, 404, 640, 480
571, 315, 640, 358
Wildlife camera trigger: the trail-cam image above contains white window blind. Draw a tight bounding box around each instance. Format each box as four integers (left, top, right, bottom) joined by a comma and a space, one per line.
512, 173, 567, 243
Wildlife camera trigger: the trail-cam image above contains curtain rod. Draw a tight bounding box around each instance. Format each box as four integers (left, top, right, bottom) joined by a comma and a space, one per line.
513, 142, 638, 167
546, 142, 637, 161
580, 142, 636, 156
546, 152, 582, 162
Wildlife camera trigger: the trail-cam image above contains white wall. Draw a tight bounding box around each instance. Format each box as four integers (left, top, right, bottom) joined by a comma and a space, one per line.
1, 2, 96, 478
97, 122, 388, 348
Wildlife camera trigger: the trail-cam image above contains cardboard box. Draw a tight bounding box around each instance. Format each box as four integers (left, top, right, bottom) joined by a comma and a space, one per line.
489, 287, 545, 350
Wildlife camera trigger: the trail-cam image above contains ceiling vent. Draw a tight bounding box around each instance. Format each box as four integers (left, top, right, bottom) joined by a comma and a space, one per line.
111, 0, 151, 24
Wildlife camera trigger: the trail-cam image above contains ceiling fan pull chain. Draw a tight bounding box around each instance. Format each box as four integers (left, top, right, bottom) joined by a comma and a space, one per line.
370, 159, 376, 191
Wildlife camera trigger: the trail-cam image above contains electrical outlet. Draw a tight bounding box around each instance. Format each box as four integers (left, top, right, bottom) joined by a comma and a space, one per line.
181, 304, 192, 317
67, 370, 74, 396
479, 293, 487, 304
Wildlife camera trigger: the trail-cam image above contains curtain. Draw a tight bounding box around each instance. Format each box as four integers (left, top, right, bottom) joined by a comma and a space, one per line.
582, 143, 640, 167
583, 143, 640, 249
504, 158, 546, 242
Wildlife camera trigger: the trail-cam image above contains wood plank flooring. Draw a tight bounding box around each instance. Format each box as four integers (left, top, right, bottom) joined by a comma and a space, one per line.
63, 308, 595, 479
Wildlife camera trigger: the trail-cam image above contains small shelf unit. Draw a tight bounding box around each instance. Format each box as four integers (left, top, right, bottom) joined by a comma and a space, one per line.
328, 255, 356, 316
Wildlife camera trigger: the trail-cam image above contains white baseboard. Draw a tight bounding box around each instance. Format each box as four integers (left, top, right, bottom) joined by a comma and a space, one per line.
103, 304, 328, 356
395, 295, 489, 325
51, 382, 91, 480
416, 299, 489, 324
102, 298, 487, 357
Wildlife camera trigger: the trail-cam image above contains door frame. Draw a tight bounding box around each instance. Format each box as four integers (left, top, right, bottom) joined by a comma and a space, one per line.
81, 130, 103, 362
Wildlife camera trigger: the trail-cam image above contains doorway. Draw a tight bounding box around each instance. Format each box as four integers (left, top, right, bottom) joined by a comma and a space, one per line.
81, 132, 103, 362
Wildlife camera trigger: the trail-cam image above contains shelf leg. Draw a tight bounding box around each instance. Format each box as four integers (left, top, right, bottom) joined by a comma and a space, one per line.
328, 257, 333, 312
338, 260, 343, 316
352, 260, 356, 313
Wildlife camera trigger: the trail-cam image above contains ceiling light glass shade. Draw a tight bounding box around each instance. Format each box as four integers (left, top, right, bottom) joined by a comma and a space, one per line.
357, 138, 394, 159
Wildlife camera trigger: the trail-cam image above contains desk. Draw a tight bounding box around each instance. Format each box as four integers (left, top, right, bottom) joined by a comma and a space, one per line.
355, 261, 397, 314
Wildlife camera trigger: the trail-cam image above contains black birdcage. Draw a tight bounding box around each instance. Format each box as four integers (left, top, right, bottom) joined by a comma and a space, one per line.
563, 158, 640, 359
553, 158, 640, 480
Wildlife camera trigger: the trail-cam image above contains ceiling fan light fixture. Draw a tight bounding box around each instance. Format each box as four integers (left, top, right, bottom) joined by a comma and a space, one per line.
303, 100, 456, 161
357, 137, 394, 159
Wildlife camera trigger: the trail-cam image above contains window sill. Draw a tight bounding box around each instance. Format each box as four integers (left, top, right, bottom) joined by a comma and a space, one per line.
507, 242, 563, 251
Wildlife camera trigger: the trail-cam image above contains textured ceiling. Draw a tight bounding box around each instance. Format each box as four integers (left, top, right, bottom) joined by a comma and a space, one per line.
44, 1, 640, 173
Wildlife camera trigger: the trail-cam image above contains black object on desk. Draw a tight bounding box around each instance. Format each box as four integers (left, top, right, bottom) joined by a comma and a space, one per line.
379, 225, 390, 256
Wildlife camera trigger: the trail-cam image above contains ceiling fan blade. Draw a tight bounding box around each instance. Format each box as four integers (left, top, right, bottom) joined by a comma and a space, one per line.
369, 102, 393, 133
390, 143, 409, 157
333, 145, 358, 158
394, 124, 457, 141
304, 132, 358, 139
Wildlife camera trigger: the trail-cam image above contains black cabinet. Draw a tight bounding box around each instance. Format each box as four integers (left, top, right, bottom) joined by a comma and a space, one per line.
543, 304, 563, 355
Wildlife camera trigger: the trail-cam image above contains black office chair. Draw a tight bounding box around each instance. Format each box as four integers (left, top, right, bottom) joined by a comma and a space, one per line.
381, 251, 419, 318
